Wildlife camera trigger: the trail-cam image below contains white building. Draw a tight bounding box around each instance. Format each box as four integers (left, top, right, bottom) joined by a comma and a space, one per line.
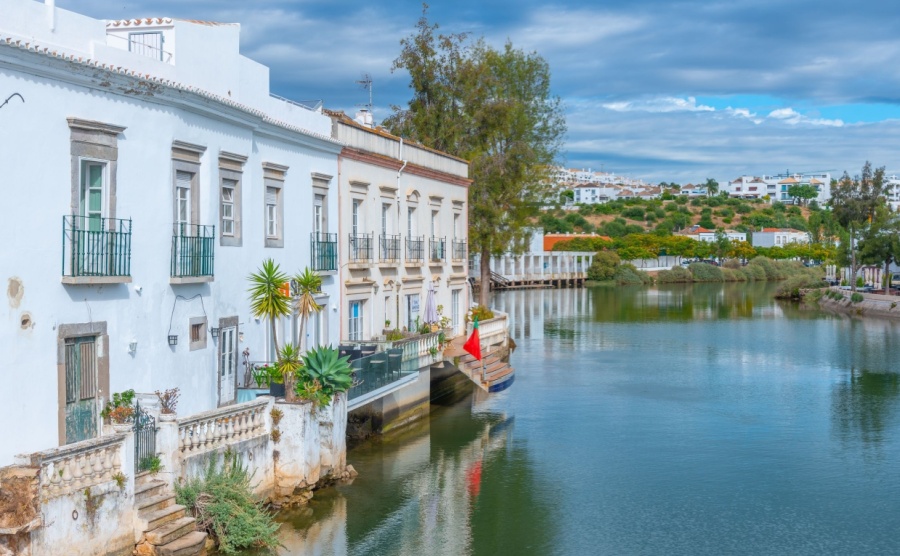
726, 173, 832, 205
0, 0, 344, 465
751, 228, 810, 248
677, 226, 747, 243
327, 110, 471, 341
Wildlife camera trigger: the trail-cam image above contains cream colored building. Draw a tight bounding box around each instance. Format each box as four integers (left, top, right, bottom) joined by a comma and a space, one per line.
327, 110, 471, 341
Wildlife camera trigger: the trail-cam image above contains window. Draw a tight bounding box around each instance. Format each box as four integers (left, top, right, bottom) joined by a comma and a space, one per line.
406, 293, 420, 331
129, 31, 164, 61
453, 214, 460, 239
263, 164, 287, 248
352, 200, 360, 235
80, 161, 106, 229
218, 154, 246, 246
431, 210, 438, 237
408, 207, 416, 237
176, 171, 192, 227
221, 180, 235, 236
452, 290, 460, 332
189, 316, 207, 351
382, 203, 390, 236
266, 186, 278, 238
314, 195, 324, 236
349, 301, 363, 341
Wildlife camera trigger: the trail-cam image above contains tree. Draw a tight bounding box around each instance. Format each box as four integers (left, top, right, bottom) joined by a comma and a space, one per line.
292, 267, 323, 351
247, 259, 291, 356
830, 162, 887, 292
386, 7, 566, 305
705, 178, 719, 197
788, 183, 818, 206
857, 206, 900, 288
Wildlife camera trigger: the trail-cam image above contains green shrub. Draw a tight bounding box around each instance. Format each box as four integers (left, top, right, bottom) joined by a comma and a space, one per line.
697, 218, 716, 229
851, 292, 864, 303
775, 275, 825, 299
736, 204, 753, 214
587, 251, 621, 281
856, 276, 865, 287
742, 264, 766, 281
468, 305, 495, 322
748, 256, 784, 280
688, 262, 724, 282
675, 196, 689, 205
690, 198, 702, 207
722, 268, 747, 281
706, 197, 723, 207
657, 266, 693, 283
622, 207, 645, 219
624, 224, 646, 235
664, 203, 678, 212
176, 452, 279, 554
645, 212, 658, 223
654, 207, 666, 218
615, 263, 652, 285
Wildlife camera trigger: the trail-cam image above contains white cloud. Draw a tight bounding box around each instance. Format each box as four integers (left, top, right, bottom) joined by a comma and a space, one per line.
767, 108, 843, 127
602, 96, 715, 113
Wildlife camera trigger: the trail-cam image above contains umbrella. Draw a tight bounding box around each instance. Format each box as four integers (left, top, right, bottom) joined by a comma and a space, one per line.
423, 280, 439, 325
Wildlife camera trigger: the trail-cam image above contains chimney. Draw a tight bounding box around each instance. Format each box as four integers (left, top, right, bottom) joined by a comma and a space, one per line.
354, 109, 374, 128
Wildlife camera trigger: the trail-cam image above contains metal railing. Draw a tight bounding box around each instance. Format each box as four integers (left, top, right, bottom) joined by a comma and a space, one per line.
430, 236, 446, 261
62, 215, 132, 278
452, 239, 467, 261
349, 233, 374, 262
406, 236, 424, 263
345, 331, 443, 401
311, 232, 338, 271
171, 223, 215, 278
380, 234, 401, 263
133, 400, 158, 473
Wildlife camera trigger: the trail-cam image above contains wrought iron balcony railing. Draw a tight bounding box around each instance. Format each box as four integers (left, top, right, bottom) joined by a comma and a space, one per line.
406, 236, 424, 264
452, 239, 467, 261
349, 233, 373, 262
430, 236, 446, 262
171, 223, 215, 278
380, 234, 401, 263
62, 215, 132, 278
311, 232, 338, 271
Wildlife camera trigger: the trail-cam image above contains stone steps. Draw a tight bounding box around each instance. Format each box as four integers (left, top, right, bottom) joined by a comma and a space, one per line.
133, 477, 208, 556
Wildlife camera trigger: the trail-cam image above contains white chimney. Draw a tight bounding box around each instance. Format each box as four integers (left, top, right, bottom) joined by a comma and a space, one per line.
354, 109, 374, 128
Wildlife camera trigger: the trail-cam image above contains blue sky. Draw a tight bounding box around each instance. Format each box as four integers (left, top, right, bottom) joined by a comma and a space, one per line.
59, 0, 900, 184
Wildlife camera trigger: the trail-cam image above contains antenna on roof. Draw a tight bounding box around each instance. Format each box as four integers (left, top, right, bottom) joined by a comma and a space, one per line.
356, 73, 373, 113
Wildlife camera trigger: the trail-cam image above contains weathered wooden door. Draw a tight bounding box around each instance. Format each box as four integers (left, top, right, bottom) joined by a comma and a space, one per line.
219, 326, 237, 406
64, 336, 98, 444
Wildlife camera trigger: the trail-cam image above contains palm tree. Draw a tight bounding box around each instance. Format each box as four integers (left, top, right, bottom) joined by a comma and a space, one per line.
247, 259, 291, 356
293, 267, 323, 350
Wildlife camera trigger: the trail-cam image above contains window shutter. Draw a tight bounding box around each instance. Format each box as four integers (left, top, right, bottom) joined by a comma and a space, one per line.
176, 171, 192, 189
266, 187, 277, 205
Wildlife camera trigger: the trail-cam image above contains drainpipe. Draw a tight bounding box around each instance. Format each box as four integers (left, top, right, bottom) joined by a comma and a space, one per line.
397, 137, 408, 184
46, 0, 56, 31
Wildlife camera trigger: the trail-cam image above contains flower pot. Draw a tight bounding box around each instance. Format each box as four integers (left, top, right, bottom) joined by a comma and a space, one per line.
111, 423, 131, 434
269, 382, 286, 398
159, 413, 176, 422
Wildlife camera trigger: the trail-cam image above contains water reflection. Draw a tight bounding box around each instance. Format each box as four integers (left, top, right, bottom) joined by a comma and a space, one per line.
832, 369, 900, 448
268, 398, 552, 556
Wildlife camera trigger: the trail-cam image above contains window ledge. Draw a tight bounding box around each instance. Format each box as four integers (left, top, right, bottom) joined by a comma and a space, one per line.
62, 276, 132, 285
349, 261, 373, 270
378, 262, 400, 269
317, 270, 338, 276
170, 276, 214, 285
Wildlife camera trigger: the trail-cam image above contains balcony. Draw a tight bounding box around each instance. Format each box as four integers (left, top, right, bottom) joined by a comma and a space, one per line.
380, 234, 401, 263
61, 215, 132, 284
349, 233, 374, 263
406, 236, 424, 264
429, 236, 446, 262
171, 223, 215, 283
452, 239, 467, 262
311, 232, 338, 271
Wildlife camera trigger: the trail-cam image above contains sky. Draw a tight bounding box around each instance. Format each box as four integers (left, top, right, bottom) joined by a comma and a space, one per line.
57, 0, 900, 185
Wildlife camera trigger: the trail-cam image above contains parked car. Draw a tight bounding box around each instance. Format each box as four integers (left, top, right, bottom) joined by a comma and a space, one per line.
697, 259, 720, 267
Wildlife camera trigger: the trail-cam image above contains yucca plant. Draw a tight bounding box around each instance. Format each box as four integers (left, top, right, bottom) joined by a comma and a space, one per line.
247, 259, 290, 355
292, 267, 323, 350
276, 343, 303, 402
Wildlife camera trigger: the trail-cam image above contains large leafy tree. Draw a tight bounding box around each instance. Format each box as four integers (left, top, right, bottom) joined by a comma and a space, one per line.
829, 162, 887, 291
788, 183, 819, 206
705, 178, 719, 197
857, 206, 900, 288
247, 259, 291, 355
386, 7, 566, 305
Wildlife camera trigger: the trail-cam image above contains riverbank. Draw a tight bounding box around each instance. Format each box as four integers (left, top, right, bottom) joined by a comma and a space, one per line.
813, 287, 900, 320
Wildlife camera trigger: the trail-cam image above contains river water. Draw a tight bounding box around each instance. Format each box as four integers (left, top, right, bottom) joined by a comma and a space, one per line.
261, 283, 900, 555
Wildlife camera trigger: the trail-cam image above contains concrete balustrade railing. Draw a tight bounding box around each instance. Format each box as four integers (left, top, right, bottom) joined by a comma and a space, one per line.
178, 397, 268, 455
470, 311, 508, 342
19, 434, 126, 500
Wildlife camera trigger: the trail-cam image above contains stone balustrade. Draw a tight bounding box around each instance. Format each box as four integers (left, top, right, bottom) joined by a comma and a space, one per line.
20, 434, 125, 500
473, 311, 508, 342
178, 398, 268, 455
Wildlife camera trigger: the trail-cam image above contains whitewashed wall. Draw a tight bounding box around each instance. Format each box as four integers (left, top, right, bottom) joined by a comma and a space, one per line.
0, 0, 342, 465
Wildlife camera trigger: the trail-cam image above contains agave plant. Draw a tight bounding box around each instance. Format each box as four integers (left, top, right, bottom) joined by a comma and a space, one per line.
300, 346, 353, 396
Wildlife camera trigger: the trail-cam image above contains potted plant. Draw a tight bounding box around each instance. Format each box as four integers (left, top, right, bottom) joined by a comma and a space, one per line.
155, 388, 180, 421
102, 389, 136, 432
264, 364, 285, 398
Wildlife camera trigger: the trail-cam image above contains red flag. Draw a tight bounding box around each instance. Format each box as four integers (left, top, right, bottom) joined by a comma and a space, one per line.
463, 318, 482, 361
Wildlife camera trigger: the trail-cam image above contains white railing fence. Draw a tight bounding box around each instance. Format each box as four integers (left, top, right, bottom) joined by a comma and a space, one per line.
178, 398, 269, 455
21, 434, 126, 500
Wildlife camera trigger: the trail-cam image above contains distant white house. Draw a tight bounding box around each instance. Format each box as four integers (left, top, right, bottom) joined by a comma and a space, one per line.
726, 173, 831, 205
677, 226, 747, 243
751, 228, 810, 247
